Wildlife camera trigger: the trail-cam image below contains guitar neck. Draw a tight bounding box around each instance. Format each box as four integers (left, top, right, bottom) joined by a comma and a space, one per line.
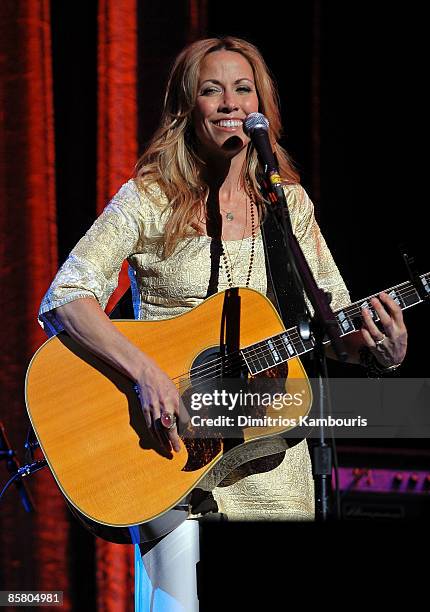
241, 272, 430, 375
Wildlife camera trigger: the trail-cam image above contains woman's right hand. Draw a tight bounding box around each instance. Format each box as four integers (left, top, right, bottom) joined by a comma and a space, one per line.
53, 299, 184, 452
135, 356, 182, 453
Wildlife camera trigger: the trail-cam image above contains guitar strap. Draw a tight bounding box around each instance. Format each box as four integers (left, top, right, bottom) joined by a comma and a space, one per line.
260, 202, 306, 329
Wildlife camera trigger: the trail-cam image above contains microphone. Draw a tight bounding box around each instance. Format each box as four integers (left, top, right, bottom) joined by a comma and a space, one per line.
243, 112, 283, 191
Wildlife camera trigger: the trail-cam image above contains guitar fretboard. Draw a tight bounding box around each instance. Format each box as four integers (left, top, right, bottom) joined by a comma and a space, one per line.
241, 272, 430, 375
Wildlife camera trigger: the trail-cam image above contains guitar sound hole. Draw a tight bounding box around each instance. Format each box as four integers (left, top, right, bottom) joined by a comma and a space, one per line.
190, 346, 245, 385
180, 347, 246, 473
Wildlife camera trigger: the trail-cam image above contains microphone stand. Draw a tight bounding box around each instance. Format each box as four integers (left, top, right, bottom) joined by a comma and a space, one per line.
0, 422, 37, 512
262, 175, 347, 521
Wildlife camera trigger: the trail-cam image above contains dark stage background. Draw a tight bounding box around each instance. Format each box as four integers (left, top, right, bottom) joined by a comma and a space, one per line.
1, 1, 428, 609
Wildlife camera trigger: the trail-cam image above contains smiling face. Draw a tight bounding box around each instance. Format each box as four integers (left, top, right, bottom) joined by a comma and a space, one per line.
192, 50, 259, 160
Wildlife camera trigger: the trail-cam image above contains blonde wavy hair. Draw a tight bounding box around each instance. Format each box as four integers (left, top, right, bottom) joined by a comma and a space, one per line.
135, 36, 300, 256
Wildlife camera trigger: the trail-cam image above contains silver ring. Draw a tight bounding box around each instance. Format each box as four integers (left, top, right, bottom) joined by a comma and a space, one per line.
375, 334, 386, 346
160, 412, 177, 431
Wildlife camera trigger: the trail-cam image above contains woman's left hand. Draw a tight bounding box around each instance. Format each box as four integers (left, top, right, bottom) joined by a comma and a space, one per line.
361, 292, 408, 367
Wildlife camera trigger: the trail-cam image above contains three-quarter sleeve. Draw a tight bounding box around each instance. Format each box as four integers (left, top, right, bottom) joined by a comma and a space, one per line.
38, 179, 143, 335
288, 184, 351, 312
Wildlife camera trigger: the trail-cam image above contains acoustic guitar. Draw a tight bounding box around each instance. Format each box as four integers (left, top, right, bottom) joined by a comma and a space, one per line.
25, 275, 429, 535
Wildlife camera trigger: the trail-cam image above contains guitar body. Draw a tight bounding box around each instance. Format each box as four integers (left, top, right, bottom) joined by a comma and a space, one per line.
26, 288, 311, 529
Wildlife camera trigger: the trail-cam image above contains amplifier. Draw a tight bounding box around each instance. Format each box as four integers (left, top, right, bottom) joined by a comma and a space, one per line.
336, 466, 430, 519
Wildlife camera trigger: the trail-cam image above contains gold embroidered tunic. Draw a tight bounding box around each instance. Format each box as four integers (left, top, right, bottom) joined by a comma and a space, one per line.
39, 179, 350, 520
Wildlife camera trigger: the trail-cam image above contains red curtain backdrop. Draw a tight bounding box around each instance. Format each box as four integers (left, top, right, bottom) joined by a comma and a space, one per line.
0, 0, 70, 608
95, 1, 137, 608
98, 0, 138, 317
0, 1, 207, 610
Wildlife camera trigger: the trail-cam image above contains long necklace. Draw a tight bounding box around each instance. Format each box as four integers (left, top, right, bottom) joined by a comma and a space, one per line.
220, 181, 256, 288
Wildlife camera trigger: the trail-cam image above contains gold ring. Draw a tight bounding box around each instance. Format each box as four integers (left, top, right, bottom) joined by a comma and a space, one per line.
375, 334, 386, 346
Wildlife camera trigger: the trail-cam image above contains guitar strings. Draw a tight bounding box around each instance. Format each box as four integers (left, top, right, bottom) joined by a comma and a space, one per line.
172, 283, 422, 385
336, 286, 418, 318
177, 358, 246, 394
169, 283, 423, 387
